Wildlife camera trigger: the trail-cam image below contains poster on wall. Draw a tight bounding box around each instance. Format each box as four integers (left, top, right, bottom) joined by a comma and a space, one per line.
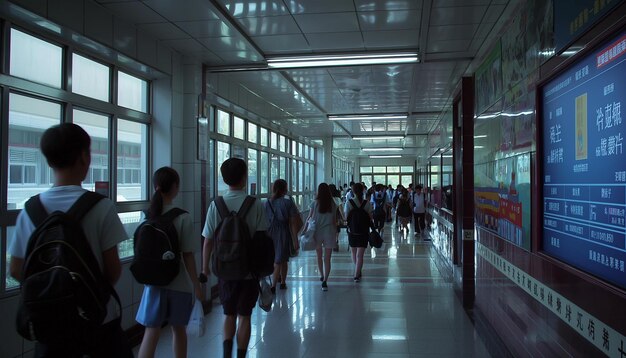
475, 41, 503, 116
542, 29, 626, 289
554, 0, 621, 52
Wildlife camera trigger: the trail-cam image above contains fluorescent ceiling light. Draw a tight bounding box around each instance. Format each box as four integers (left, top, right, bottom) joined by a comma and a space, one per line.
474, 135, 487, 138
362, 147, 403, 152
267, 53, 418, 69
353, 136, 405, 140
328, 114, 408, 121
369, 155, 402, 159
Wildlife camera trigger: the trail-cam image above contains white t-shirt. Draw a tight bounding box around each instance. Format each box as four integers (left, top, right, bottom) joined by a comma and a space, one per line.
411, 191, 426, 214
9, 185, 127, 321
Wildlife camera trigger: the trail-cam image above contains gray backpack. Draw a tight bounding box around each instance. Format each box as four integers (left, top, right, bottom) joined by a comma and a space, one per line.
211, 196, 255, 280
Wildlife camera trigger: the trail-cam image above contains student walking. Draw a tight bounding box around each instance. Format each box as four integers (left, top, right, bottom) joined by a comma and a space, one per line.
8, 123, 132, 358
136, 167, 204, 358
396, 189, 412, 234
329, 184, 345, 252
411, 184, 428, 240
265, 179, 303, 293
371, 184, 387, 235
305, 183, 338, 291
344, 183, 372, 282
201, 158, 268, 358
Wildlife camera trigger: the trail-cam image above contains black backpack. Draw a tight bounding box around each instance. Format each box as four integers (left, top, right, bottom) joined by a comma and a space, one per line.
16, 192, 121, 347
130, 208, 187, 286
212, 196, 256, 280
373, 194, 386, 217
347, 199, 371, 238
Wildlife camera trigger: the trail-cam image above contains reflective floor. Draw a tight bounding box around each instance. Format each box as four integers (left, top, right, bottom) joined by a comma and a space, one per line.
140, 223, 491, 357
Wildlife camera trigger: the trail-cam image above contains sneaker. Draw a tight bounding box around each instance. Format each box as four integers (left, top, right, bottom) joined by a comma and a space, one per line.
321, 281, 328, 291
354, 275, 361, 282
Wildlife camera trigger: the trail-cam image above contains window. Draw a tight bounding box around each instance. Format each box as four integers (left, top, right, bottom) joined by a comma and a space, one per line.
401, 166, 413, 173
260, 127, 268, 147
373, 166, 386, 173
248, 149, 257, 194
260, 152, 269, 194
401, 175, 413, 186
8, 94, 61, 209
270, 132, 278, 150
360, 166, 373, 174
117, 119, 148, 202
217, 110, 230, 136
298, 161, 304, 192
6, 227, 19, 290
72, 54, 110, 102
304, 145, 309, 159
304, 163, 310, 192
388, 175, 400, 187
217, 141, 230, 195
10, 29, 62, 88
292, 141, 297, 156
298, 143, 303, 158
234, 116, 245, 140
74, 109, 109, 192
373, 175, 385, 184
387, 166, 400, 173
271, 154, 279, 182
291, 159, 297, 191
248, 122, 257, 143
280, 156, 287, 182
117, 71, 148, 112
118, 211, 142, 259
279, 135, 286, 152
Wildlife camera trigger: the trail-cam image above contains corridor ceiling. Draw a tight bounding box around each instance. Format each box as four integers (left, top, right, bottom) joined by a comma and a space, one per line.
96, 0, 514, 159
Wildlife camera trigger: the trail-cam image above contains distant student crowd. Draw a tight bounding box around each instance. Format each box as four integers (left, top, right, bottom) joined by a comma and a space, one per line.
7, 123, 429, 358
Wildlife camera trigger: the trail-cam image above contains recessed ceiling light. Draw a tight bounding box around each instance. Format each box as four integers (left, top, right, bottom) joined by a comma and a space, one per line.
369, 155, 402, 158
353, 136, 405, 140
362, 147, 403, 152
328, 114, 408, 121
267, 53, 419, 69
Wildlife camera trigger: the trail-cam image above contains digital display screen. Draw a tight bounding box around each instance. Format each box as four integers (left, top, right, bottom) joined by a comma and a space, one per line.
542, 30, 626, 289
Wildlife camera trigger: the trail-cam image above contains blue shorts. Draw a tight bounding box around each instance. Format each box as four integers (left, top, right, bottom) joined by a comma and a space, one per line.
136, 286, 193, 327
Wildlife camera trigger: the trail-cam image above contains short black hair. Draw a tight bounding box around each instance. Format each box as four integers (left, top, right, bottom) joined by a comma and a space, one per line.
40, 123, 91, 169
221, 158, 247, 186
416, 184, 423, 190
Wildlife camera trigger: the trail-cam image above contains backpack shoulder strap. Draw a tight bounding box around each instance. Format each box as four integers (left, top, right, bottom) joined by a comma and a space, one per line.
66, 191, 105, 222
25, 195, 47, 227
267, 199, 275, 215
160, 208, 187, 222
215, 197, 229, 220
349, 199, 358, 209
359, 200, 367, 209
237, 196, 256, 218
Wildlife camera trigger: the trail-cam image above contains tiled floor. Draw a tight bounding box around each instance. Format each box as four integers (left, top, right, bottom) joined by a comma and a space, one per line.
138, 224, 491, 357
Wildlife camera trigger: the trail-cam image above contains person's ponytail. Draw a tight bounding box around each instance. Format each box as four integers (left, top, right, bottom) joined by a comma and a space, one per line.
148, 189, 164, 219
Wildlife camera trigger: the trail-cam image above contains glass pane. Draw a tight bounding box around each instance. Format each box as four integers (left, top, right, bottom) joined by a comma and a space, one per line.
248, 149, 257, 195
117, 119, 148, 202
260, 151, 269, 194
248, 122, 257, 143
360, 166, 372, 173
280, 156, 287, 182
260, 127, 268, 147
388, 175, 400, 187
401, 175, 413, 186
271, 154, 279, 182
298, 161, 304, 192
401, 166, 413, 173
310, 146, 314, 160
373, 166, 386, 173
118, 211, 142, 259
10, 29, 62, 88
298, 143, 304, 158
217, 141, 230, 195
5, 226, 19, 289
291, 159, 297, 191
361, 175, 372, 189
292, 141, 297, 156
309, 163, 314, 193
217, 110, 230, 136
279, 135, 286, 152
8, 94, 60, 209
373, 175, 386, 185
387, 166, 400, 173
270, 132, 278, 150
233, 116, 245, 140
304, 145, 309, 159
72, 53, 110, 102
74, 109, 109, 192
117, 71, 148, 112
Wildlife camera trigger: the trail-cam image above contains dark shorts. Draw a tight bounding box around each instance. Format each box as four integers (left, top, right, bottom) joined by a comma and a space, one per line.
348, 233, 369, 248
219, 279, 259, 316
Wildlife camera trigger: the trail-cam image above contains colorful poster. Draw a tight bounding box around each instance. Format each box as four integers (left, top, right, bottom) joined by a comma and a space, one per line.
542, 29, 626, 289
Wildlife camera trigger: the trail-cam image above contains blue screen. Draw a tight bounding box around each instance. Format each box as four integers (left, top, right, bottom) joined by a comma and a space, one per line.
542, 29, 626, 289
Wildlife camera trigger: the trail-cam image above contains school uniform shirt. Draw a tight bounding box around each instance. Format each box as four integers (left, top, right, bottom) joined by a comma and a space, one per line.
309, 200, 337, 239
202, 190, 268, 279
411, 191, 426, 214
8, 185, 127, 321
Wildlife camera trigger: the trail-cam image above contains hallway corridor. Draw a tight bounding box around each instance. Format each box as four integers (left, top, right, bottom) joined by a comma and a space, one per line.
144, 224, 491, 357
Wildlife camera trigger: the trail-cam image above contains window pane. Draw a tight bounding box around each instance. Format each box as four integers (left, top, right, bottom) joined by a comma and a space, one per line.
271, 154, 279, 182
260, 127, 268, 147
118, 211, 142, 259
270, 132, 278, 150
304, 145, 309, 159
74, 109, 109, 192
6, 227, 19, 289
401, 166, 413, 173
248, 122, 257, 143
72, 54, 110, 102
217, 110, 230, 136
308, 163, 314, 193
291, 159, 297, 191
234, 116, 245, 140
10, 29, 62, 88
298, 161, 303, 192
117, 71, 148, 112
248, 149, 257, 195
291, 140, 297, 156
117, 119, 148, 201
298, 143, 304, 158
361, 175, 372, 189
279, 156, 286, 182
401, 175, 413, 186
388, 175, 400, 187
373, 175, 386, 185
360, 166, 372, 173
217, 141, 230, 195
387, 166, 400, 173
260, 151, 269, 194
373, 166, 386, 173
8, 94, 60, 209
279, 135, 286, 152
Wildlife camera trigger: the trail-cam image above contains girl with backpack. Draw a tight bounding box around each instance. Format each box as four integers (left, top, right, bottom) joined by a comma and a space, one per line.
304, 183, 338, 291
344, 183, 372, 282
396, 188, 412, 233
265, 179, 303, 293
136, 167, 204, 358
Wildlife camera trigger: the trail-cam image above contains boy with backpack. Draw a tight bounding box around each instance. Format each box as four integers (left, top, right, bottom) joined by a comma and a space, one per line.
8, 123, 132, 357
370, 184, 387, 234
411, 184, 429, 240
201, 158, 269, 358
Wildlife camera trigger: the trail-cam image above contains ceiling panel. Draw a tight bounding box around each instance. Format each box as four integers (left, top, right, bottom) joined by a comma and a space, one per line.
236, 15, 301, 36
428, 24, 480, 42
433, 0, 490, 7
362, 30, 419, 49
357, 10, 420, 31
142, 0, 220, 21
430, 6, 488, 25
354, 0, 422, 11
101, 2, 165, 23
285, 0, 356, 14
160, 38, 205, 53
305, 32, 365, 51
219, 0, 290, 17
252, 34, 311, 53
175, 20, 232, 37
426, 39, 471, 53
136, 23, 190, 40
293, 13, 360, 33
200, 35, 252, 52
